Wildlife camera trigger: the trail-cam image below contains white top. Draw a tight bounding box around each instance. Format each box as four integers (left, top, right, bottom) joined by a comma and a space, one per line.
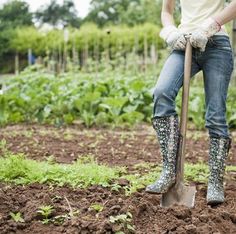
178, 0, 227, 35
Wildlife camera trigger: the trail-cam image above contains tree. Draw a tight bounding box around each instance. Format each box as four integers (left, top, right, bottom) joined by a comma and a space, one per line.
120, 0, 162, 26
0, 0, 33, 67
84, 0, 163, 27
0, 0, 32, 30
35, 0, 81, 28
85, 0, 135, 27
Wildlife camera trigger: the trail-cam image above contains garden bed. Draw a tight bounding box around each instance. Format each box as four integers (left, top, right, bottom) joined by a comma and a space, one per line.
0, 124, 235, 233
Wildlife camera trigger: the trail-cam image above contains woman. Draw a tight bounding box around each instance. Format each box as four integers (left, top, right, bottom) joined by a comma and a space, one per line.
146, 0, 236, 205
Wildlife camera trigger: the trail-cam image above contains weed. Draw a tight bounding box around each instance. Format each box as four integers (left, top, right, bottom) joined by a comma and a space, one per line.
52, 211, 80, 225
52, 195, 63, 202
89, 203, 104, 212
88, 141, 99, 148
123, 170, 161, 195
63, 133, 74, 141
133, 162, 155, 170
53, 214, 69, 225
111, 183, 123, 192
187, 131, 206, 141
226, 165, 236, 172
44, 155, 56, 164
0, 153, 123, 188
10, 212, 25, 223
22, 130, 33, 138
0, 139, 8, 154
109, 212, 135, 233
0, 152, 235, 196
184, 163, 209, 183
37, 205, 54, 224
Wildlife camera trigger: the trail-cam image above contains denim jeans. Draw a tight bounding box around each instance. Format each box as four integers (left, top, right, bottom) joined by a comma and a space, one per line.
153, 36, 234, 138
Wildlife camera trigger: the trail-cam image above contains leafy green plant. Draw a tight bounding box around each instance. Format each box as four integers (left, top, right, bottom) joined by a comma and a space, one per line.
89, 203, 104, 213
109, 212, 135, 233
51, 209, 79, 225
10, 212, 25, 223
52, 214, 68, 225
2, 69, 236, 129
0, 70, 154, 127
37, 205, 54, 224
111, 183, 123, 192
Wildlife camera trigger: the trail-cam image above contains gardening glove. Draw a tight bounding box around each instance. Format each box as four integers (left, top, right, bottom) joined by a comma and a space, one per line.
160, 25, 187, 51
190, 18, 221, 52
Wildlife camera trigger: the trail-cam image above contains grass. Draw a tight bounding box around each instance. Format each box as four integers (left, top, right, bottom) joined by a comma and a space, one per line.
0, 152, 235, 195
0, 153, 124, 188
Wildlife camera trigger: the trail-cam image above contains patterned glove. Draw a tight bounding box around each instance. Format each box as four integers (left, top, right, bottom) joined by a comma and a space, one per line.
190, 18, 221, 52
160, 25, 187, 51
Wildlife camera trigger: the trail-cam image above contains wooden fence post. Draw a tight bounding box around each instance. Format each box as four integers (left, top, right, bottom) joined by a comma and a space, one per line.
144, 35, 148, 73
72, 43, 78, 71
94, 39, 99, 78
15, 53, 19, 75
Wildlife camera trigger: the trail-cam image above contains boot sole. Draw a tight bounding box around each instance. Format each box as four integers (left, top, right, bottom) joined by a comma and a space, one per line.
145, 189, 166, 194
207, 200, 224, 206
145, 181, 176, 194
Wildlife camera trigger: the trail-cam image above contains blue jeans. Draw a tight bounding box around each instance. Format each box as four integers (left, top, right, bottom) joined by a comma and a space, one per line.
153, 36, 234, 138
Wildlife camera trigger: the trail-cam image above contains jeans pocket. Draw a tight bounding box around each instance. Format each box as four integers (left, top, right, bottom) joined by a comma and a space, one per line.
211, 37, 233, 52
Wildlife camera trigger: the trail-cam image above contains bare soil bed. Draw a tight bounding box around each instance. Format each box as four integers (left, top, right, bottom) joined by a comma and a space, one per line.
0, 124, 236, 234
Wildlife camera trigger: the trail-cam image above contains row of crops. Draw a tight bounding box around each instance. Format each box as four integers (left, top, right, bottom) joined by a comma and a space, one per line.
11, 23, 164, 56
3, 23, 165, 74
1, 67, 236, 129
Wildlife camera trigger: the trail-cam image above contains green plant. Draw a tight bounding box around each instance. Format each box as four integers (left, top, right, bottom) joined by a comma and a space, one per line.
184, 163, 209, 183
0, 70, 154, 127
0, 152, 235, 196
0, 139, 8, 154
52, 214, 68, 225
111, 183, 123, 192
37, 205, 54, 224
52, 211, 80, 225
89, 203, 104, 212
109, 212, 135, 233
0, 153, 124, 188
11, 24, 163, 56
2, 69, 236, 129
10, 212, 25, 223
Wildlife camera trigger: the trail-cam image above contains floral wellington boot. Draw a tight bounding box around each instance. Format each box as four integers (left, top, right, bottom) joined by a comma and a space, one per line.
207, 137, 231, 205
146, 115, 179, 194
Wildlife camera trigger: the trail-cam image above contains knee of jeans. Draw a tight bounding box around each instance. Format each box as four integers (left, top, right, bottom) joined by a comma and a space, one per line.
205, 115, 228, 137
153, 86, 175, 104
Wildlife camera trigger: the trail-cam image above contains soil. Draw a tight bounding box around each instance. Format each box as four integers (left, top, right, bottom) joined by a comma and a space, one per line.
0, 124, 236, 234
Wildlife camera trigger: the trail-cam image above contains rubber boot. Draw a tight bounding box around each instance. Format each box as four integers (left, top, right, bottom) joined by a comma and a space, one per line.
146, 115, 179, 194
207, 137, 231, 205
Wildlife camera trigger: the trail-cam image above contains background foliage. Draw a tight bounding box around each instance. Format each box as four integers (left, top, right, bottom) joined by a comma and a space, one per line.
10, 23, 163, 56
1, 68, 236, 129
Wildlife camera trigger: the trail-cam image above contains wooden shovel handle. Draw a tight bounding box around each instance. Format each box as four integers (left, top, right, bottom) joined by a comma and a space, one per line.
176, 39, 192, 182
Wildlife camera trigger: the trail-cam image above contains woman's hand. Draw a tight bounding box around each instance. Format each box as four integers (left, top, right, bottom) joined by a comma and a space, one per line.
190, 0, 236, 52
190, 18, 221, 52
160, 25, 187, 50
160, 0, 186, 50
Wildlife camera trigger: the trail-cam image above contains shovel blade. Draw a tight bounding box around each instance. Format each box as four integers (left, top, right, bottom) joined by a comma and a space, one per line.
161, 184, 196, 208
